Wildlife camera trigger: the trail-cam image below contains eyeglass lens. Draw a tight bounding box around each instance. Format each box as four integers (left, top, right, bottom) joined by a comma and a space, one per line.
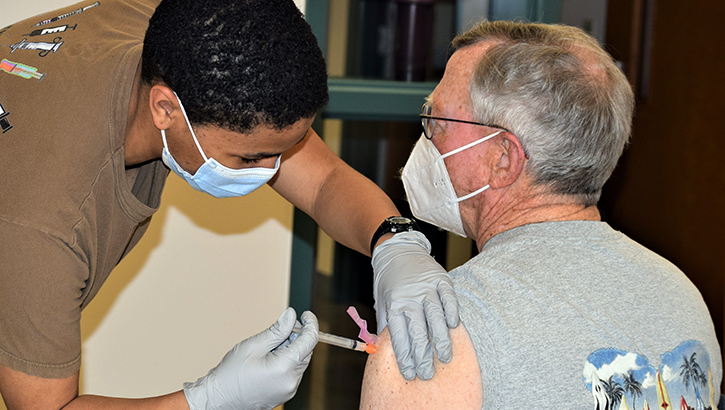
421, 102, 434, 139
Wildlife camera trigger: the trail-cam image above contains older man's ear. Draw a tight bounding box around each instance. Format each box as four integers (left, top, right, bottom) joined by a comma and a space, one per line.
488, 133, 527, 189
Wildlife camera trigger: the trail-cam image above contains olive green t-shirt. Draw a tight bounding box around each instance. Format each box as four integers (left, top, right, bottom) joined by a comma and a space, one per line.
0, 0, 166, 378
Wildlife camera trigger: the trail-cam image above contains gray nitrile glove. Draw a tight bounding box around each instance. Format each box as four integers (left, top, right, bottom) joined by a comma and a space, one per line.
371, 230, 459, 381
183, 308, 318, 410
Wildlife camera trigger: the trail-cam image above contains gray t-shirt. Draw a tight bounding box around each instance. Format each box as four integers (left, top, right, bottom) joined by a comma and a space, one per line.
451, 221, 721, 410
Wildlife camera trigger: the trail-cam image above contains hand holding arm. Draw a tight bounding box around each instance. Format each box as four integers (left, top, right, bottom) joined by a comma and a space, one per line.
372, 231, 460, 381
271, 129, 460, 381
183, 308, 318, 410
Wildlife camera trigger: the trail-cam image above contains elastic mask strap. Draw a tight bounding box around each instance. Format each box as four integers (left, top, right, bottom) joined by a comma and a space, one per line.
455, 184, 490, 203
440, 130, 503, 159
173, 92, 209, 162
161, 129, 169, 147
442, 129, 502, 203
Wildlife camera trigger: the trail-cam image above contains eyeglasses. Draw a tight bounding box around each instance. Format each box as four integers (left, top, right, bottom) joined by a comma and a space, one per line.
419, 102, 510, 140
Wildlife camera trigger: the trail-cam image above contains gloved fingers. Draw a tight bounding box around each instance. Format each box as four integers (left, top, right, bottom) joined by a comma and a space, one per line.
387, 313, 416, 381
424, 300, 452, 364
437, 280, 460, 329
299, 347, 314, 369
283, 310, 319, 361
274, 323, 299, 351
406, 307, 435, 380
300, 310, 318, 327
261, 307, 298, 352
289, 320, 301, 343
374, 300, 388, 335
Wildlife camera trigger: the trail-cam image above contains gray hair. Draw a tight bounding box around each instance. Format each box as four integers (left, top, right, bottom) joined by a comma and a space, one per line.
453, 21, 634, 206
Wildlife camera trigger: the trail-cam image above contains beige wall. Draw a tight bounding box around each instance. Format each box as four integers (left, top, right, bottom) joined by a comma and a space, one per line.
0, 0, 306, 404
78, 178, 295, 397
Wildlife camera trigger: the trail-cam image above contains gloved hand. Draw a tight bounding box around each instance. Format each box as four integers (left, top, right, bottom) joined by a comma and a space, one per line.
371, 230, 459, 381
183, 308, 318, 410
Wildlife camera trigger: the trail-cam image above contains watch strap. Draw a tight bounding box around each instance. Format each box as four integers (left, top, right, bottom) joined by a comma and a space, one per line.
369, 216, 419, 255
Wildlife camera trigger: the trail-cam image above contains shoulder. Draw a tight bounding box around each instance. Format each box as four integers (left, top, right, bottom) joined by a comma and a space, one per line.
359, 325, 482, 410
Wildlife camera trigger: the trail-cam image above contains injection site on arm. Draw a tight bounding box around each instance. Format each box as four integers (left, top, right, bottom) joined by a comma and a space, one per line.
360, 326, 482, 410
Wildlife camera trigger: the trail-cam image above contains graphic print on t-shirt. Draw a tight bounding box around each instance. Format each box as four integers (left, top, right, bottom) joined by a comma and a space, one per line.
0, 59, 45, 81
31, 1, 100, 27
6, 37, 64, 57
24, 24, 78, 37
583, 341, 716, 410
0, 98, 12, 132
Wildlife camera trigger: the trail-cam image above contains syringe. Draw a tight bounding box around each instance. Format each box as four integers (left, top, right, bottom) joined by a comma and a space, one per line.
293, 324, 376, 354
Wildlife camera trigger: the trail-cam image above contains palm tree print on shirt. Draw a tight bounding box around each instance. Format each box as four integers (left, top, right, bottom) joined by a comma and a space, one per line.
623, 370, 644, 410
583, 341, 716, 410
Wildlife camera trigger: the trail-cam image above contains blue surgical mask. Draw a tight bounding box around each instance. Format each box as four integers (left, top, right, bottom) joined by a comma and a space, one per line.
161, 93, 280, 198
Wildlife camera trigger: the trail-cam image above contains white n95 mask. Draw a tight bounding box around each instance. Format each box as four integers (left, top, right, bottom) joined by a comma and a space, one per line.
401, 130, 503, 237
161, 93, 280, 199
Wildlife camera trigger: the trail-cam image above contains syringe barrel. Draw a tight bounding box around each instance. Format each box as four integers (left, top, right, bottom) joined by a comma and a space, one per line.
292, 324, 363, 351
318, 330, 359, 350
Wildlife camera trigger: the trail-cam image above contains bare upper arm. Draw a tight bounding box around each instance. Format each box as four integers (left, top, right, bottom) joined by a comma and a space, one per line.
268, 127, 345, 216
359, 325, 482, 410
0, 363, 78, 410
269, 127, 399, 255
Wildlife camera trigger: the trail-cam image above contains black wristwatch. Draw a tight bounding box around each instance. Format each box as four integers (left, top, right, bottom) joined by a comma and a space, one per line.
370, 216, 419, 254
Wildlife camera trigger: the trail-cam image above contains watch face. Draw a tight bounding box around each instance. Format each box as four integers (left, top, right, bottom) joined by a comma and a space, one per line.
388, 216, 413, 224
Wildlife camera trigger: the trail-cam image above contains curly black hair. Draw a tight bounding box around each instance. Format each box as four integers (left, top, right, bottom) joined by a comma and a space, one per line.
141, 0, 328, 132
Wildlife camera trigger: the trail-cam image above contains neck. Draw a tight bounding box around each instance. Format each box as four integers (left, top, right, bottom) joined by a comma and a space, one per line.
470, 189, 601, 252
124, 64, 160, 167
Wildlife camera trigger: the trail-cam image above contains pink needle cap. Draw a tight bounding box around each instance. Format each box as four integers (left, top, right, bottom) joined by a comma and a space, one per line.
347, 306, 379, 345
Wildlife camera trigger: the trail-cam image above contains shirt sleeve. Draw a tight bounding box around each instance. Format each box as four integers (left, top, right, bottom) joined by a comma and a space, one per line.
0, 219, 88, 378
